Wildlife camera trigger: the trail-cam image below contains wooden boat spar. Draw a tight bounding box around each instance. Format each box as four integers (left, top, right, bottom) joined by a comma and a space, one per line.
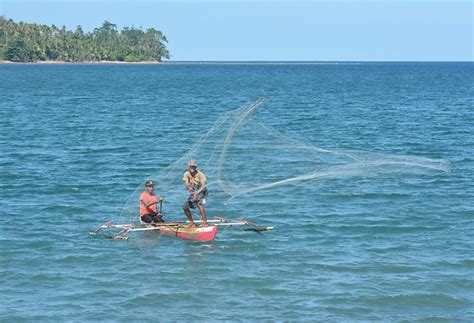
91, 216, 273, 241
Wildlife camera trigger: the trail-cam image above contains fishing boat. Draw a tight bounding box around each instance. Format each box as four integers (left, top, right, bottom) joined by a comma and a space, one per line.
91, 216, 273, 241
159, 223, 219, 241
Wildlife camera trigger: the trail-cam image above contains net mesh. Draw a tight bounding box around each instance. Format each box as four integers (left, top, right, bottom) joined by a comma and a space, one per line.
120, 98, 451, 223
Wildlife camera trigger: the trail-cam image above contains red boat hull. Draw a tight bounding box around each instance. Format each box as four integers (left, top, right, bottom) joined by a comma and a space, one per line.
159, 225, 218, 241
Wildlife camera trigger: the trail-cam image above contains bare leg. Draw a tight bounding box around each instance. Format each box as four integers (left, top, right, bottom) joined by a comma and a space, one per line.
198, 204, 208, 226
183, 205, 196, 227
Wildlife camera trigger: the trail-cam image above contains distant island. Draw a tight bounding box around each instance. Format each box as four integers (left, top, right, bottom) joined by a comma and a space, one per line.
0, 17, 170, 63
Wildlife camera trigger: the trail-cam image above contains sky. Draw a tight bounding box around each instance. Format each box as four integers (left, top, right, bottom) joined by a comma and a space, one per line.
1, 0, 472, 61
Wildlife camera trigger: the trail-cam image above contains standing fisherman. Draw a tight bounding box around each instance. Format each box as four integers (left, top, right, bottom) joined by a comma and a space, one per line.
182, 160, 208, 227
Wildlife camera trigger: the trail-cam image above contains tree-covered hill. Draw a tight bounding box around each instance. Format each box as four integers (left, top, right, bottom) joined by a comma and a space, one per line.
0, 17, 170, 62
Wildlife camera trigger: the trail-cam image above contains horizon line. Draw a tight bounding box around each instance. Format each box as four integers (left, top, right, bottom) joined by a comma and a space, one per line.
1, 60, 472, 65
164, 60, 473, 63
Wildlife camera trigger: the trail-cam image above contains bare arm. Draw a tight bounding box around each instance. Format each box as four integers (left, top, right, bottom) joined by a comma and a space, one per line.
141, 196, 163, 207
191, 179, 207, 200
184, 179, 194, 193
194, 179, 207, 195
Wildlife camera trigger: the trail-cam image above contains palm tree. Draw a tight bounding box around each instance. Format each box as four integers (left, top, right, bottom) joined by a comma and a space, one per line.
0, 17, 170, 62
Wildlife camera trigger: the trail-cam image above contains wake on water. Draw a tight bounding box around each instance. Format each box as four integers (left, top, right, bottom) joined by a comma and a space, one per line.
120, 98, 451, 223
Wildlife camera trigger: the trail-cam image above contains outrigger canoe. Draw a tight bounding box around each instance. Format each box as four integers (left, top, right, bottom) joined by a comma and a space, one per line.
91, 216, 273, 242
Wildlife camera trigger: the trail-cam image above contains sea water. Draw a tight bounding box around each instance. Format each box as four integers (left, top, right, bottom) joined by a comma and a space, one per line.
0, 62, 473, 321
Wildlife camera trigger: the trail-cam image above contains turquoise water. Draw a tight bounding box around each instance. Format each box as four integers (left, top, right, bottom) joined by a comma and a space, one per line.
1, 63, 473, 321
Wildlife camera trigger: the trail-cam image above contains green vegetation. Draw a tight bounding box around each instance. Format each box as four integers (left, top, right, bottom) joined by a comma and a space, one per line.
0, 17, 170, 62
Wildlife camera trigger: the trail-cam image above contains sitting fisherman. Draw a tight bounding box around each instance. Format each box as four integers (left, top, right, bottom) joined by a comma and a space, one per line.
139, 180, 164, 224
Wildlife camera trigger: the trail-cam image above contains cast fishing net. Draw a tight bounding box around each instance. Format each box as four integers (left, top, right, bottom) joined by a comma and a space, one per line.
120, 98, 450, 223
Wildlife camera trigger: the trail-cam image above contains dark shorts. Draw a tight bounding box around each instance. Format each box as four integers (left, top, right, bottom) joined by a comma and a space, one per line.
183, 189, 208, 209
141, 214, 164, 223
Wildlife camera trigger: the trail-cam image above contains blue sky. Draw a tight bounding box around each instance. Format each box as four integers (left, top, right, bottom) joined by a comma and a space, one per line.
1, 0, 472, 61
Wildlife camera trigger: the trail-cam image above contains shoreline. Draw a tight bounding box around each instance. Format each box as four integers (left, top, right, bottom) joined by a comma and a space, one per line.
0, 60, 162, 65
1, 60, 471, 65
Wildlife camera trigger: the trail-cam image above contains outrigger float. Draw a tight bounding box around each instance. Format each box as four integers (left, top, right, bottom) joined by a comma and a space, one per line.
91, 216, 273, 241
